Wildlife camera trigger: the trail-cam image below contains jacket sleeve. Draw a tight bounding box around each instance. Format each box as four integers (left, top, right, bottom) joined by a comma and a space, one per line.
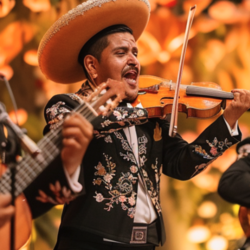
24, 94, 148, 218
218, 157, 250, 207
24, 156, 85, 218
24, 94, 86, 218
160, 115, 241, 180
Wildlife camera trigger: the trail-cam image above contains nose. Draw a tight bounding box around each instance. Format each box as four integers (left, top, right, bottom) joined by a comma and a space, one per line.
127, 52, 139, 68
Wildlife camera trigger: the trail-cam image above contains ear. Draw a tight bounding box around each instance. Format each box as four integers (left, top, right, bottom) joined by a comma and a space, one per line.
84, 55, 98, 79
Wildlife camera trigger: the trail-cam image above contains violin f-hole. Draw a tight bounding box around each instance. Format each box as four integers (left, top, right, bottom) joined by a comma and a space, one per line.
160, 96, 179, 104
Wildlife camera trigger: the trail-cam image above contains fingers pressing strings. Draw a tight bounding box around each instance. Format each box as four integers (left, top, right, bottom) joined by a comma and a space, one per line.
63, 113, 93, 142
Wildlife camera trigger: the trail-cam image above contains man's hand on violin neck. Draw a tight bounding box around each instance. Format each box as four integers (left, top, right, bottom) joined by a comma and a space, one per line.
223, 89, 250, 129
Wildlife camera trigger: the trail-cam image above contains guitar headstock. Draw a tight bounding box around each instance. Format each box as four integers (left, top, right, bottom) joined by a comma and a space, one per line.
87, 79, 126, 116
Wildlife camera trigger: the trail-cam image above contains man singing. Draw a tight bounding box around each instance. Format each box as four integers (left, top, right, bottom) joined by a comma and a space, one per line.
23, 0, 250, 249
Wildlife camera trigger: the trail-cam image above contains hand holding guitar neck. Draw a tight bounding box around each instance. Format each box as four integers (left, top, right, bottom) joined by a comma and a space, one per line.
86, 78, 126, 116
62, 79, 126, 176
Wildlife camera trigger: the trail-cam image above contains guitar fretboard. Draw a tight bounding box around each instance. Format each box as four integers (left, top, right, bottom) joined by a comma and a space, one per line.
0, 100, 97, 197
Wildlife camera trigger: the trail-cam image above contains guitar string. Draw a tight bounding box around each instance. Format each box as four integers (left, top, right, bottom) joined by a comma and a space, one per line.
15, 106, 97, 195
1, 107, 96, 195
0, 101, 101, 195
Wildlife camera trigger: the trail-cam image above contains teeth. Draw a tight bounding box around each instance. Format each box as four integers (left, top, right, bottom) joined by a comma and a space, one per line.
125, 78, 136, 84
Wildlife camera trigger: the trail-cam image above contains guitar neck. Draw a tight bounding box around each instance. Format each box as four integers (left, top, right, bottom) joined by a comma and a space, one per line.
0, 100, 97, 197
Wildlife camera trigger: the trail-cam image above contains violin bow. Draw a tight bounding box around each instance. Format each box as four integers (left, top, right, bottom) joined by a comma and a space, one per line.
169, 5, 196, 137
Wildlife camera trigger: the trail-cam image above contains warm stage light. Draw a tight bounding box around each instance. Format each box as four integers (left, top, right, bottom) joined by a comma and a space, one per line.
0, 22, 34, 68
208, 1, 236, 21
23, 0, 51, 12
167, 29, 196, 53
187, 225, 211, 243
193, 15, 219, 34
9, 109, 28, 126
208, 1, 250, 24
206, 235, 228, 250
183, 0, 212, 15
0, 65, 14, 80
0, 0, 15, 18
198, 201, 217, 218
23, 50, 38, 66
157, 51, 170, 64
137, 31, 161, 66
191, 173, 219, 192
156, 0, 177, 8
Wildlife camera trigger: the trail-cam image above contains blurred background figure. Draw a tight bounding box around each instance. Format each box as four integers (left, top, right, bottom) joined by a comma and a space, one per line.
218, 137, 250, 250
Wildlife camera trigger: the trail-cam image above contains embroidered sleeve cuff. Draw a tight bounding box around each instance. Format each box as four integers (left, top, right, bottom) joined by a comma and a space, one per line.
223, 117, 239, 136
63, 165, 82, 193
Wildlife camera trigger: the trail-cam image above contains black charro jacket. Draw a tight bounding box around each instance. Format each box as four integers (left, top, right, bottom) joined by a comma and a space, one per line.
24, 91, 241, 246
218, 155, 250, 207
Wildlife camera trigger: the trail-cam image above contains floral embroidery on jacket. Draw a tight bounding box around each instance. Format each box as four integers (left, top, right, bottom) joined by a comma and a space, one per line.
113, 132, 137, 164
194, 145, 213, 159
138, 135, 148, 167
120, 152, 137, 165
115, 132, 132, 152
194, 137, 232, 159
191, 154, 220, 178
36, 181, 77, 205
191, 163, 208, 178
93, 153, 138, 218
94, 129, 122, 139
206, 137, 232, 155
75, 80, 93, 97
104, 135, 113, 143
113, 110, 128, 120
151, 158, 162, 194
46, 101, 71, 130
98, 107, 148, 130
138, 161, 162, 214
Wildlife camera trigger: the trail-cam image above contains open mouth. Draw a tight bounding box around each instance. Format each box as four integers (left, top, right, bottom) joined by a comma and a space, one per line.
123, 70, 138, 86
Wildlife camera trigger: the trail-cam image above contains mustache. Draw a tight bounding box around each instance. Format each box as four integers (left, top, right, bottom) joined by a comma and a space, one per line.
122, 66, 139, 76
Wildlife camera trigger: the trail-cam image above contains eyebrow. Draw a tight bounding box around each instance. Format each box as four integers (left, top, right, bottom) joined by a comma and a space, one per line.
111, 46, 138, 53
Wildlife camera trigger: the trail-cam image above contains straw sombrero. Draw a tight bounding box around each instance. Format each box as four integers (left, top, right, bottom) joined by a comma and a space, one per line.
38, 0, 150, 84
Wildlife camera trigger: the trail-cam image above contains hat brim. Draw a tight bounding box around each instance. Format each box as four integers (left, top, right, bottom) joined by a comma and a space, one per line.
38, 0, 150, 84
236, 137, 250, 154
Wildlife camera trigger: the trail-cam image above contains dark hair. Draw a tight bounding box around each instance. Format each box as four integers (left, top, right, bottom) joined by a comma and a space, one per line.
78, 24, 133, 79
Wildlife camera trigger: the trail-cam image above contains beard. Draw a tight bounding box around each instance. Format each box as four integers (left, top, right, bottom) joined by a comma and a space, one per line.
123, 90, 138, 103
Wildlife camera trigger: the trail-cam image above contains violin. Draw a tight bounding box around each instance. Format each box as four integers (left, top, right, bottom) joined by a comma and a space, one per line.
133, 74, 237, 120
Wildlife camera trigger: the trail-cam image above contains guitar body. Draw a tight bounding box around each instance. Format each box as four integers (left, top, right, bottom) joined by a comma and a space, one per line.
239, 206, 250, 237
238, 206, 250, 250
0, 165, 32, 250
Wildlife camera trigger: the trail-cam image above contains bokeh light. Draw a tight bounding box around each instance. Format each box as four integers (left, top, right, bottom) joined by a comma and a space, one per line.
187, 225, 211, 243
206, 235, 228, 250
8, 109, 28, 126
23, 50, 38, 66
197, 201, 217, 218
